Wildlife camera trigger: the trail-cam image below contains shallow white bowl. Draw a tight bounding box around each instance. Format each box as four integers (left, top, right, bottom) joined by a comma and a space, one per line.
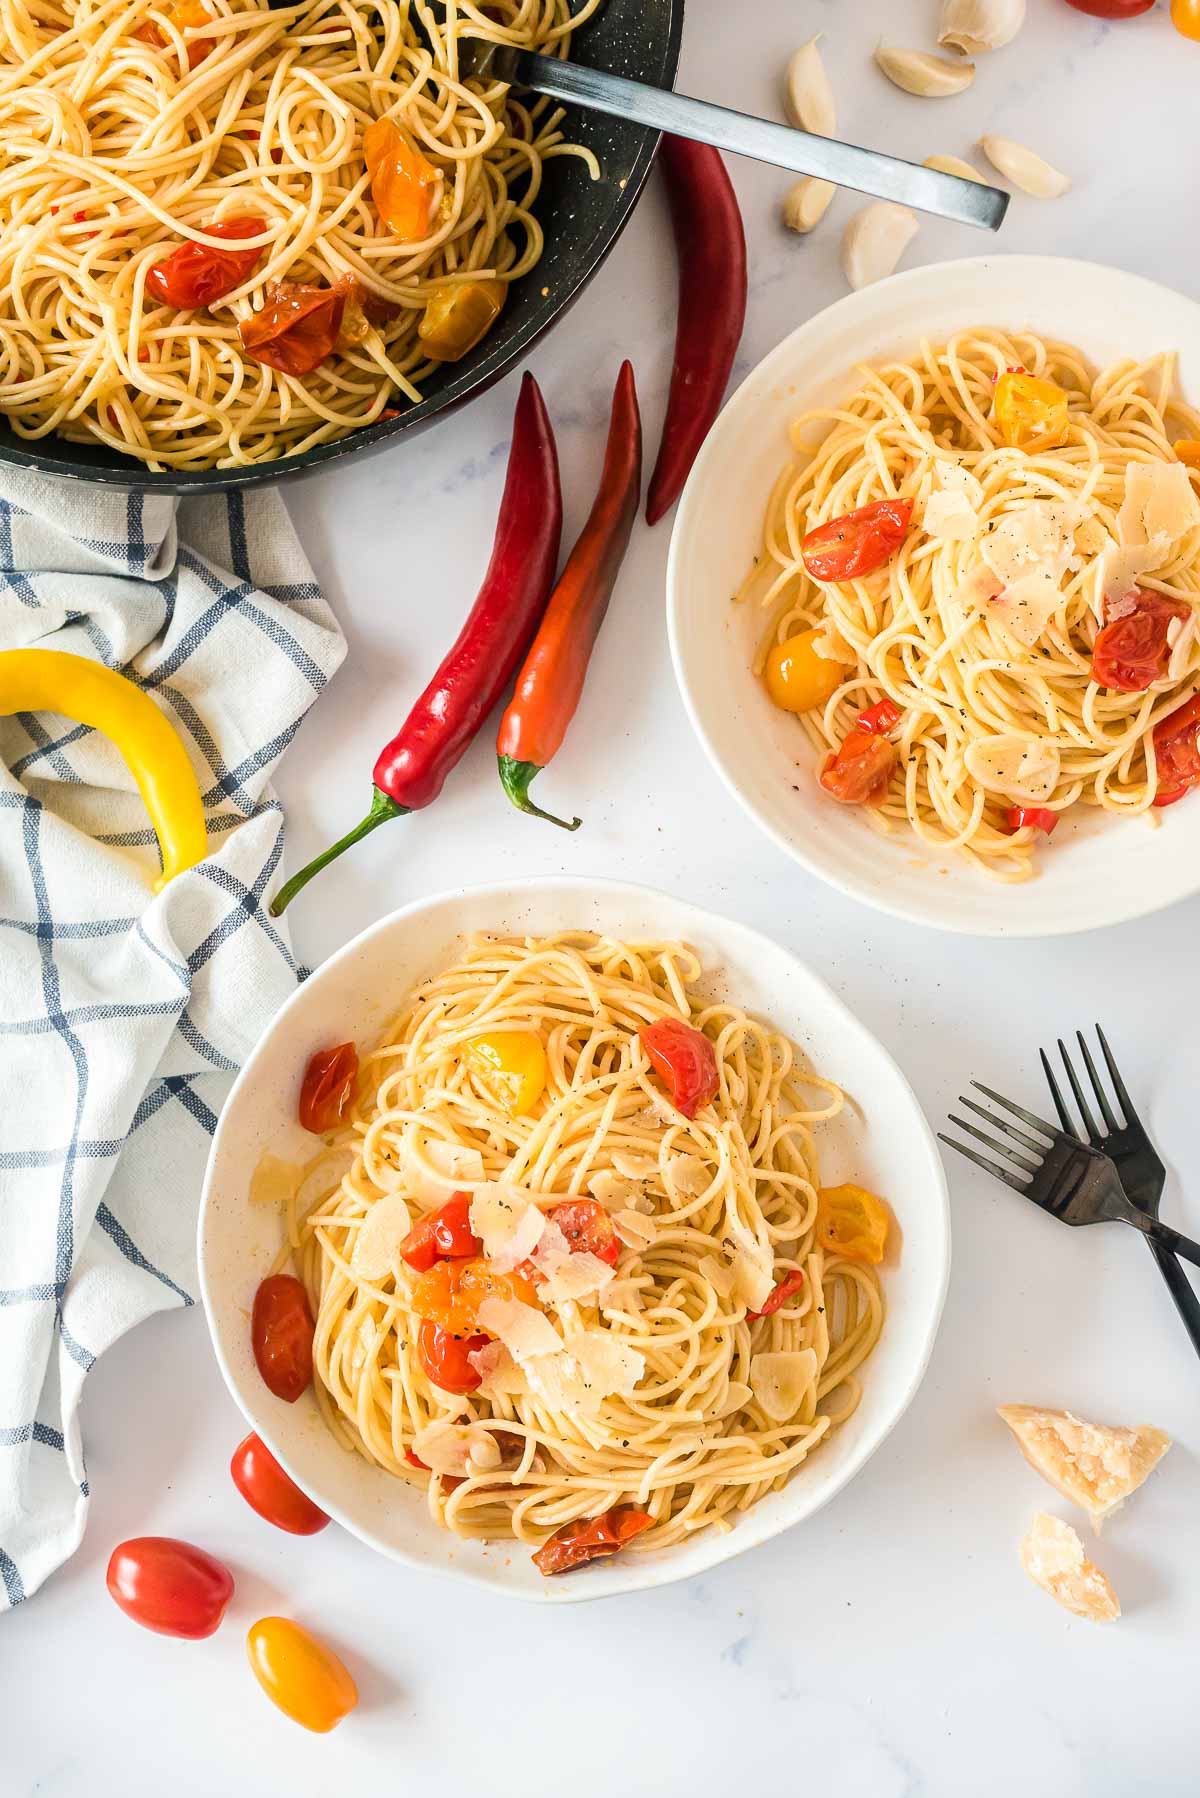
198, 878, 949, 1603
667, 255, 1200, 938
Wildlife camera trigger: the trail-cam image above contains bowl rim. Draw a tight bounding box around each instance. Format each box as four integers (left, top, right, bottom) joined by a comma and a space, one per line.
198, 874, 951, 1603
665, 253, 1200, 939
0, 1, 684, 494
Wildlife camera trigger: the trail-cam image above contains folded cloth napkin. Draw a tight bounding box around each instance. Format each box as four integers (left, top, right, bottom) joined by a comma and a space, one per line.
0, 471, 345, 1609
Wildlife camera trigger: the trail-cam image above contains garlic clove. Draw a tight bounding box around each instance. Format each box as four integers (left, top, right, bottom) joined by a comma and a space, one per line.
979, 135, 1071, 198
841, 202, 919, 291
784, 36, 836, 137
874, 45, 976, 98
938, 0, 1026, 55
923, 153, 989, 184
782, 176, 836, 234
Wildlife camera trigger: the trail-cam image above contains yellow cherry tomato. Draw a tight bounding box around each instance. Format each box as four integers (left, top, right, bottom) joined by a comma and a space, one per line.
1172, 0, 1200, 40
992, 370, 1070, 450
363, 117, 441, 241
463, 1029, 547, 1117
246, 1617, 358, 1734
418, 280, 507, 362
764, 626, 851, 714
1174, 439, 1200, 471
816, 1183, 889, 1265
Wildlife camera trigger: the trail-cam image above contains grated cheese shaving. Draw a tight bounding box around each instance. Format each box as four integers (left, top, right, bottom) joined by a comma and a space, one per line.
406, 1137, 485, 1203
468, 1185, 546, 1270
476, 1295, 563, 1363
350, 1188, 413, 1281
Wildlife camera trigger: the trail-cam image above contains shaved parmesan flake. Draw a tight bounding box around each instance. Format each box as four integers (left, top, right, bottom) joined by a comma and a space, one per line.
1168, 612, 1198, 683
477, 1295, 563, 1363
406, 1137, 484, 1203
347, 1314, 376, 1378
699, 1253, 736, 1300
1105, 590, 1140, 623
412, 1421, 477, 1478
533, 1217, 617, 1305
526, 1330, 645, 1414
469, 1185, 545, 1271
965, 733, 1060, 802
467, 1340, 528, 1398
1020, 1512, 1120, 1622
350, 1189, 412, 1281
586, 1169, 641, 1210
925, 487, 980, 541
990, 568, 1063, 647
750, 1348, 819, 1423
951, 561, 1005, 621
731, 1247, 775, 1314
664, 1153, 710, 1198
1118, 461, 1200, 552
611, 1149, 659, 1182
812, 622, 856, 664
613, 1209, 656, 1250
249, 1152, 301, 1209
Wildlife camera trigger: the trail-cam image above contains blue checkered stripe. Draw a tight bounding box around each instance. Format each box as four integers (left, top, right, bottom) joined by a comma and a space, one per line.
0, 483, 344, 1607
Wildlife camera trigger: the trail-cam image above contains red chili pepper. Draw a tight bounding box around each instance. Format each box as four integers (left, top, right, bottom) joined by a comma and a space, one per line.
748, 1268, 805, 1318
269, 373, 562, 915
856, 698, 902, 735
496, 361, 641, 830
645, 137, 746, 527
1004, 805, 1059, 836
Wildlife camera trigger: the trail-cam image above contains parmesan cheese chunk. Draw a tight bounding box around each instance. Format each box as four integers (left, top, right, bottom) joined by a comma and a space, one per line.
998, 1404, 1171, 1524
1019, 1512, 1120, 1622
750, 1348, 819, 1423
350, 1188, 413, 1281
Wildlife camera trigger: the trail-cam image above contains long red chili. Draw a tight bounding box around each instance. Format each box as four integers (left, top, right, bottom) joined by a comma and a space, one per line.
645, 136, 747, 527
269, 373, 561, 915
496, 360, 641, 830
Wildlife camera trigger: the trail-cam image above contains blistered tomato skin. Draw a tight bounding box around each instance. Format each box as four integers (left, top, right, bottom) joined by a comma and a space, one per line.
246, 1617, 358, 1733
106, 1537, 234, 1638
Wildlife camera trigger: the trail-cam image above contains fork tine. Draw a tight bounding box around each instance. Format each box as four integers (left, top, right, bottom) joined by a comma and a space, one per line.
1039, 1048, 1077, 1137
970, 1081, 1060, 1140
938, 1132, 1030, 1192
1096, 1023, 1139, 1129
947, 1112, 1041, 1174
1058, 1038, 1100, 1142
958, 1095, 1046, 1155
1076, 1031, 1119, 1134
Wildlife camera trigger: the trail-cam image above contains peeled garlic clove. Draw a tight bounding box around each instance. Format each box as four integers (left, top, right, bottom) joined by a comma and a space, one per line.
874, 45, 975, 98
980, 135, 1071, 198
782, 176, 836, 234
841, 202, 919, 291
784, 36, 835, 137
938, 0, 1026, 55
923, 153, 988, 184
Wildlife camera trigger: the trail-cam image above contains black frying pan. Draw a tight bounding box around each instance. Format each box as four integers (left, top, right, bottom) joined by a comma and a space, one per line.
0, 0, 684, 494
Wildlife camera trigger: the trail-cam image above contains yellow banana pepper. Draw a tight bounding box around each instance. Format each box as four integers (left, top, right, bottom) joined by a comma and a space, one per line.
0, 648, 207, 890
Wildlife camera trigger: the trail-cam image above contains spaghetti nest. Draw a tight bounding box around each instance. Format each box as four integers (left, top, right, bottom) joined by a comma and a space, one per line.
745, 330, 1200, 880
0, 0, 599, 469
288, 933, 884, 1553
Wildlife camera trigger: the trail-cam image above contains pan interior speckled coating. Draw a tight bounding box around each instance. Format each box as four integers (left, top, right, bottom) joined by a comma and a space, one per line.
0, 0, 683, 494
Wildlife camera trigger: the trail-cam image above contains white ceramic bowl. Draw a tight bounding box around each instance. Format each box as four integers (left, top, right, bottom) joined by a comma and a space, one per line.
199, 878, 949, 1603
667, 255, 1200, 937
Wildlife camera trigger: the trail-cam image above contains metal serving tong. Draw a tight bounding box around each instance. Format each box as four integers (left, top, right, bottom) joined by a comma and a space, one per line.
940, 1026, 1200, 1363
456, 40, 1009, 232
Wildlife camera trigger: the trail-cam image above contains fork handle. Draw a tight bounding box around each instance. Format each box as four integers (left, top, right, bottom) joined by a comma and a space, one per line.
1146, 1239, 1200, 1360
1127, 1211, 1200, 1269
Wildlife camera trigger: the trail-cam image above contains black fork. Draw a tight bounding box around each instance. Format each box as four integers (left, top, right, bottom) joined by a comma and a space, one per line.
1042, 1026, 1200, 1364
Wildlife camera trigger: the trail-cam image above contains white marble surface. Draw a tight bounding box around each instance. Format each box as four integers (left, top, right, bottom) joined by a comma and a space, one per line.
8, 1, 1200, 1791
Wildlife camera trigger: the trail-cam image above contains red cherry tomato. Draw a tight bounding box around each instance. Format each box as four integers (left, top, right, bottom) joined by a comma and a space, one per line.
532, 1505, 654, 1576
230, 1432, 330, 1535
399, 1191, 480, 1273
246, 1617, 358, 1733
252, 1274, 315, 1402
639, 1017, 720, 1120
298, 1041, 358, 1133
1062, 0, 1153, 15
547, 1199, 619, 1267
1152, 694, 1200, 804
240, 281, 347, 377
748, 1268, 805, 1318
416, 1319, 489, 1394
1004, 805, 1060, 836
856, 698, 902, 735
145, 218, 266, 310
819, 730, 896, 805
1091, 591, 1190, 691
106, 1537, 233, 1638
801, 499, 913, 583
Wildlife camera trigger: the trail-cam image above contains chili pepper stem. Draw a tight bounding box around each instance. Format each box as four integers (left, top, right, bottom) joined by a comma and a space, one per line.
269, 788, 409, 916
497, 755, 581, 833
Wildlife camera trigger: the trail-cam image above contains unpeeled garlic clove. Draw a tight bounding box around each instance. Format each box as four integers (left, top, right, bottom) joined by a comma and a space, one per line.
841, 202, 919, 291
782, 176, 836, 234
938, 0, 1026, 54
784, 36, 836, 136
874, 45, 975, 97
923, 153, 988, 184
979, 134, 1071, 198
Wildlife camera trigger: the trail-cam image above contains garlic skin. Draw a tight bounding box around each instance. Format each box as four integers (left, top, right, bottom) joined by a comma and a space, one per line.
875, 45, 976, 98
980, 134, 1071, 198
923, 153, 988, 184
939, 0, 1026, 54
782, 176, 836, 234
841, 202, 919, 291
784, 36, 835, 137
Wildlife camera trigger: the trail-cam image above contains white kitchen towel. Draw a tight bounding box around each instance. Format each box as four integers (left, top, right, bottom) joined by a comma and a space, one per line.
0, 473, 345, 1609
